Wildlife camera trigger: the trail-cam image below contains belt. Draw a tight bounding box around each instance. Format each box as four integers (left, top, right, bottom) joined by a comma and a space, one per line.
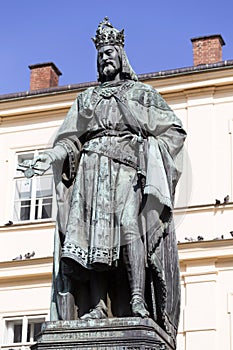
83, 140, 139, 171
85, 129, 135, 141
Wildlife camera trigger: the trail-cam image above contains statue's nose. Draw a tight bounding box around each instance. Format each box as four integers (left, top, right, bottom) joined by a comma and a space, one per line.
102, 53, 109, 61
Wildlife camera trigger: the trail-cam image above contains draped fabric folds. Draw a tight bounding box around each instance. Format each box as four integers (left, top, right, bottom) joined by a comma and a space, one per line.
50, 79, 186, 342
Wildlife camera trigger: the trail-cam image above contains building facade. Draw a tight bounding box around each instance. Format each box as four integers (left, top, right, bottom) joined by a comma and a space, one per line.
0, 35, 233, 350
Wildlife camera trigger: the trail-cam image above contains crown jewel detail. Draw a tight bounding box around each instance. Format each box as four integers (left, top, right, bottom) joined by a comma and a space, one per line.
92, 17, 125, 49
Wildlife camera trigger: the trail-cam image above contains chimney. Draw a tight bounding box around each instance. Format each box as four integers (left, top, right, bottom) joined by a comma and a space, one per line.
28, 62, 62, 90
191, 34, 225, 66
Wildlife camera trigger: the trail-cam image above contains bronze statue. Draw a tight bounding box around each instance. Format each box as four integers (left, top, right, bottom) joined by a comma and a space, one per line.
20, 17, 186, 343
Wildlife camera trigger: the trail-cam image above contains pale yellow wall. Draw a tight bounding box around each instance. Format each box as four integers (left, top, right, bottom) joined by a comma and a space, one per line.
163, 81, 233, 242
0, 258, 52, 347
178, 240, 233, 350
0, 94, 76, 348
0, 224, 54, 262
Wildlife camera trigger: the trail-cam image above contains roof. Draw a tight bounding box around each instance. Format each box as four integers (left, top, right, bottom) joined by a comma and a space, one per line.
1, 60, 233, 101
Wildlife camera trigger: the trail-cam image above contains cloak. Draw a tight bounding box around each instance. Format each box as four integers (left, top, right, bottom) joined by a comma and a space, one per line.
50, 79, 186, 343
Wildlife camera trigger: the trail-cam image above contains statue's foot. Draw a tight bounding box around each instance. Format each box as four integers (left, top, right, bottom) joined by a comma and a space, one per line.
80, 300, 108, 320
80, 308, 108, 320
131, 296, 149, 318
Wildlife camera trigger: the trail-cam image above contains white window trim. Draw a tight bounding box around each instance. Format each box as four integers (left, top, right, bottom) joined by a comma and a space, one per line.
12, 149, 56, 223
1, 314, 47, 349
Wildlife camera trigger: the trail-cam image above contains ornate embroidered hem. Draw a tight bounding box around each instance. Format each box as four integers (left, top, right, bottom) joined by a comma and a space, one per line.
61, 241, 119, 269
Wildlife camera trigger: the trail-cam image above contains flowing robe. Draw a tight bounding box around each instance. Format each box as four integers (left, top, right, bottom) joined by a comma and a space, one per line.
50, 79, 186, 342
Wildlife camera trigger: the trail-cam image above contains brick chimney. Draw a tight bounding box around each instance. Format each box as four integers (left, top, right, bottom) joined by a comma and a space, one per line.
28, 62, 62, 90
191, 34, 225, 66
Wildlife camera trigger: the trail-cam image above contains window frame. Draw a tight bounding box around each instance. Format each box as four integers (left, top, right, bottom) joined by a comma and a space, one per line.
13, 149, 56, 223
2, 314, 47, 348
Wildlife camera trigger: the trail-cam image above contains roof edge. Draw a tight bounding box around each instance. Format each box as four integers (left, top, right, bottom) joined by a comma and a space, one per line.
1, 60, 233, 101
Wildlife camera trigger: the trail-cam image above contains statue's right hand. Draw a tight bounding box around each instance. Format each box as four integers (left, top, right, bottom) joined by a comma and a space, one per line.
31, 153, 53, 172
17, 152, 55, 178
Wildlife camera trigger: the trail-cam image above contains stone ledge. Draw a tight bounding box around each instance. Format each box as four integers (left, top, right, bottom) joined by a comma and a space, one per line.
32, 317, 175, 350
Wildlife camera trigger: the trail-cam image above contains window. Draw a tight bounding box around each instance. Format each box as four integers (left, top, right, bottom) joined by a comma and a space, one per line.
2, 315, 46, 349
13, 150, 56, 222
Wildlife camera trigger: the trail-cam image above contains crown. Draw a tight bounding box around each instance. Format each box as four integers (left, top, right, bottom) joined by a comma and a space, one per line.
92, 17, 125, 50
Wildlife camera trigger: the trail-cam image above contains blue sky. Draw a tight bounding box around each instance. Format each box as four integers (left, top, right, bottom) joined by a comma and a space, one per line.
1, 0, 233, 94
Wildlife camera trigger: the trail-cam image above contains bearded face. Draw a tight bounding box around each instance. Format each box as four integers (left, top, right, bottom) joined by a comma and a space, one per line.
97, 45, 121, 82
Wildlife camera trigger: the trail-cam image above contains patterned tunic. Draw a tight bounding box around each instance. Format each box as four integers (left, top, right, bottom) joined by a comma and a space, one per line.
61, 94, 142, 269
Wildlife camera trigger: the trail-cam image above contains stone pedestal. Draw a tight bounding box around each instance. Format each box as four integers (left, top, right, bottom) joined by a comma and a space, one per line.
31, 317, 176, 350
